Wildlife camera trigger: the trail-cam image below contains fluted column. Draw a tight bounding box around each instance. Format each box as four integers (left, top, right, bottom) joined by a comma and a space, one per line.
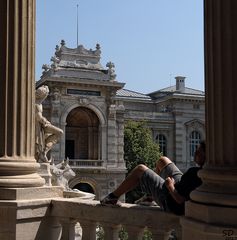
192, 0, 237, 207
0, 0, 44, 187
181, 1, 237, 239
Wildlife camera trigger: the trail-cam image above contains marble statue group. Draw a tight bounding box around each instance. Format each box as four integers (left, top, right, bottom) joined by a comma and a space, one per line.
35, 85, 63, 163
35, 85, 75, 190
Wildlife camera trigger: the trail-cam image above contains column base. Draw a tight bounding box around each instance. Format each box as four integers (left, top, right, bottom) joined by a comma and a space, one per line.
0, 159, 45, 187
181, 201, 237, 240
0, 173, 45, 188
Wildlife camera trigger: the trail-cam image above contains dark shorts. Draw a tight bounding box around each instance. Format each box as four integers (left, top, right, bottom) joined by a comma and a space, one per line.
139, 163, 183, 211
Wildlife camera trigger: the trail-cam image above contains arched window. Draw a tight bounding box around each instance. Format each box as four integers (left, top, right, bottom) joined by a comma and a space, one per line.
189, 131, 201, 161
156, 134, 167, 156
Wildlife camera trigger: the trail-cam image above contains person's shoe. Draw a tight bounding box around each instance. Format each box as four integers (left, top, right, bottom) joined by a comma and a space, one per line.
100, 193, 120, 206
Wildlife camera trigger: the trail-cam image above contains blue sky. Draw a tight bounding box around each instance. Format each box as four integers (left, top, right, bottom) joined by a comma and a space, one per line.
36, 0, 204, 94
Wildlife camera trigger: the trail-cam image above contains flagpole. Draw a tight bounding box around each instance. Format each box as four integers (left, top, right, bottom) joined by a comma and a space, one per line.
77, 4, 79, 47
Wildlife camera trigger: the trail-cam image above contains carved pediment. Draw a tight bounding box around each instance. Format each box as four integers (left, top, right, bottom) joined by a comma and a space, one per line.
185, 119, 204, 130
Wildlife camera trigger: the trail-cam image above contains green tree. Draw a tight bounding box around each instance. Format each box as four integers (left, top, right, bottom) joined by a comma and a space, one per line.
124, 120, 160, 172
124, 120, 161, 202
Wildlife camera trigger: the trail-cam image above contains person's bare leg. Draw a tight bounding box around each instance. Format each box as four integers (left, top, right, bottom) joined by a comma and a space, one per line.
112, 164, 148, 198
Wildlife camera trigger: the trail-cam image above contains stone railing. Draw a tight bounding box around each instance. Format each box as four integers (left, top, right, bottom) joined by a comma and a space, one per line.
51, 198, 181, 240
69, 159, 104, 168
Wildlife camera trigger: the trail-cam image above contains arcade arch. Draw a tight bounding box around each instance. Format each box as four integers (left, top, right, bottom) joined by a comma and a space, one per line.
65, 107, 100, 160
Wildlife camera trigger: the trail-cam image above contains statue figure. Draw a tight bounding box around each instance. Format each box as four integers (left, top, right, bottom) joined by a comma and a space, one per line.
106, 61, 116, 80
41, 64, 50, 74
50, 158, 76, 191
35, 85, 63, 163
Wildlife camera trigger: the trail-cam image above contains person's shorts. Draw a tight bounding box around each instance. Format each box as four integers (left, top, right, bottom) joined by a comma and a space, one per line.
159, 162, 183, 182
139, 163, 183, 208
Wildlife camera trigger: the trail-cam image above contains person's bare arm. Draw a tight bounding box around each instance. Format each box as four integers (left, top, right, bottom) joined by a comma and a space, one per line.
165, 177, 186, 204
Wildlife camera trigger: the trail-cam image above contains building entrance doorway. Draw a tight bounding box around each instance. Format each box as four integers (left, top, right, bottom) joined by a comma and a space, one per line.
66, 107, 99, 160
65, 140, 75, 159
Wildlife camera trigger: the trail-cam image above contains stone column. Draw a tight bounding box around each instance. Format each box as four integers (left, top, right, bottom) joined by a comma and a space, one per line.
181, 1, 237, 239
0, 0, 44, 188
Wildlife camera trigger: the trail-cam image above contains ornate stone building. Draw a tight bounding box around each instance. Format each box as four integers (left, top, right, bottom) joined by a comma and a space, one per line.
37, 41, 127, 199
116, 76, 205, 171
37, 40, 205, 198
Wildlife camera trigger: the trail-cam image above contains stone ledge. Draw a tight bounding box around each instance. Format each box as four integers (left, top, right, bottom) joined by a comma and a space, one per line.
0, 186, 63, 200
51, 199, 180, 229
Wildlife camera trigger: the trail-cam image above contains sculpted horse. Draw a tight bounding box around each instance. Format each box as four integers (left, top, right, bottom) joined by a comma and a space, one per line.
50, 158, 76, 191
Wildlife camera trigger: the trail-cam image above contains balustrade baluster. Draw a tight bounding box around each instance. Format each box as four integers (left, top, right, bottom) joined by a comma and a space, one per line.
51, 200, 181, 240
79, 220, 97, 240
101, 223, 121, 240
60, 218, 77, 240
124, 225, 144, 240
149, 228, 171, 240
175, 226, 182, 240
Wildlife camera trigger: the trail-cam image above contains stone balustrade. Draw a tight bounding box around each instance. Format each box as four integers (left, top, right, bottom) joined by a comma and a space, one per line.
51, 198, 181, 240
69, 159, 104, 168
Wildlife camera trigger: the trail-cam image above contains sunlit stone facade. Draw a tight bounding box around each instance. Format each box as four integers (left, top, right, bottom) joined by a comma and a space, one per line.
1, 1, 236, 239
37, 41, 205, 199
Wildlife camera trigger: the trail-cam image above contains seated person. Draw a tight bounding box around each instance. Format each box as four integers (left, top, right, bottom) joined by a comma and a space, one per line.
136, 156, 180, 206
101, 141, 206, 215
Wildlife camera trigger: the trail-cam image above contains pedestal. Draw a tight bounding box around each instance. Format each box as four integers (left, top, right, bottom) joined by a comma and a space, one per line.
0, 187, 64, 240
38, 163, 52, 186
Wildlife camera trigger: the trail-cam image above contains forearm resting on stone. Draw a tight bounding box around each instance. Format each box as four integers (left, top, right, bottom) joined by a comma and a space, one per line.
165, 177, 185, 204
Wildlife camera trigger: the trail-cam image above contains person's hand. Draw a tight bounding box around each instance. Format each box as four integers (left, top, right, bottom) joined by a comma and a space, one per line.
165, 177, 186, 204
165, 177, 175, 192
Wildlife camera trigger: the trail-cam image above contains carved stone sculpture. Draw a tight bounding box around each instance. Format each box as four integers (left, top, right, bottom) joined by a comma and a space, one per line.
35, 85, 63, 163
106, 61, 116, 80
50, 158, 76, 191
